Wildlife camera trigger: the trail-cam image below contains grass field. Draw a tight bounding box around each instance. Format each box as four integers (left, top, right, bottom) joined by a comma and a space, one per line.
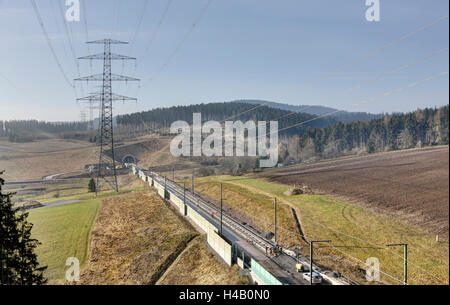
28, 198, 100, 283
193, 175, 449, 285
22, 171, 146, 283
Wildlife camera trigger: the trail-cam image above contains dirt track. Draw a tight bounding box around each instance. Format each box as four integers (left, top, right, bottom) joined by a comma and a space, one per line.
258, 147, 449, 237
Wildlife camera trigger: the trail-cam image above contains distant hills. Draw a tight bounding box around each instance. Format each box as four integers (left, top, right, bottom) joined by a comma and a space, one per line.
116, 102, 340, 137
235, 99, 383, 123
0, 99, 384, 142
116, 100, 385, 137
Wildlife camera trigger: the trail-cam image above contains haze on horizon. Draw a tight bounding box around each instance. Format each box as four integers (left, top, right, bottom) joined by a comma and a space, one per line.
0, 0, 448, 122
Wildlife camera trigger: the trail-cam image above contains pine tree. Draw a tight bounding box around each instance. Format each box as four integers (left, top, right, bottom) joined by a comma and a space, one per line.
0, 171, 47, 285
88, 178, 96, 193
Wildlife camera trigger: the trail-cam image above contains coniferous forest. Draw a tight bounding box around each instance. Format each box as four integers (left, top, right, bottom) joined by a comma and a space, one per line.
278, 105, 449, 164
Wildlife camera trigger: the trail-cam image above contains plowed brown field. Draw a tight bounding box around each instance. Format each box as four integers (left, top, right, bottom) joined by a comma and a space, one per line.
259, 147, 449, 238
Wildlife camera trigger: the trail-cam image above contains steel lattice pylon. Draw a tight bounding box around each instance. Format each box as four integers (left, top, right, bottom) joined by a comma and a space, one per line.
75, 39, 139, 192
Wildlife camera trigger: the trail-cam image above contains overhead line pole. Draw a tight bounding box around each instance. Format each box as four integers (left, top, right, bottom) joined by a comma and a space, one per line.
192, 170, 194, 195
309, 240, 331, 285
220, 183, 223, 237
387, 243, 408, 285
274, 198, 277, 243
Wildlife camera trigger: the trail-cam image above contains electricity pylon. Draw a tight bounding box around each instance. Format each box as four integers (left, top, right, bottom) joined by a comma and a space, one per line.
75, 39, 139, 192
79, 109, 87, 122
80, 99, 98, 131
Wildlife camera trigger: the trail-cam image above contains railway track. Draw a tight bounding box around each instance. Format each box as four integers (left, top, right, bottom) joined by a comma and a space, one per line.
133, 165, 355, 285
149, 171, 274, 251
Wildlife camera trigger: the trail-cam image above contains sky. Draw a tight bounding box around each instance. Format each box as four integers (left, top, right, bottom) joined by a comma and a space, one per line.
0, 0, 448, 121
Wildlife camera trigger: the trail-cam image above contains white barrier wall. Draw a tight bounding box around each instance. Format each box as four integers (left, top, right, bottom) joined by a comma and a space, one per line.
207, 227, 232, 266
186, 205, 214, 233
169, 191, 185, 214
154, 180, 166, 198
132, 166, 232, 270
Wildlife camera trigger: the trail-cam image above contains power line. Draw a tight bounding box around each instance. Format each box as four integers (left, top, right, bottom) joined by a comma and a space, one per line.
128, 0, 150, 57
110, 0, 120, 39
124, 0, 174, 100
56, 0, 79, 73
297, 15, 449, 89
139, 0, 213, 90
120, 0, 150, 89
0, 74, 19, 90
145, 0, 173, 54
137, 14, 448, 137
220, 71, 449, 153
147, 70, 448, 148
327, 243, 404, 285
279, 72, 448, 133
56, 0, 85, 97
221, 15, 449, 122
81, 0, 92, 73
276, 47, 449, 121
29, 0, 74, 89
125, 0, 213, 122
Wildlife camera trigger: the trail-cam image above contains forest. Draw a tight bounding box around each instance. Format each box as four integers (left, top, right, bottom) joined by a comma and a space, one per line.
278, 105, 449, 164
0, 120, 88, 142
116, 102, 340, 137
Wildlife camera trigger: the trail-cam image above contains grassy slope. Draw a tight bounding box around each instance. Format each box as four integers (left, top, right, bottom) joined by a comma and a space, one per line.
157, 236, 250, 285
194, 176, 449, 285
28, 199, 100, 282
79, 190, 199, 284
80, 188, 250, 285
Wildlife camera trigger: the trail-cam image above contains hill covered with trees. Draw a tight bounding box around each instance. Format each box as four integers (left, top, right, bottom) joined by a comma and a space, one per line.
238, 99, 383, 123
279, 105, 449, 163
116, 102, 341, 137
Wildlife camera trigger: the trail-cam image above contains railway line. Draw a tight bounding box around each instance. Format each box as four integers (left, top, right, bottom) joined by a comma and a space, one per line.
139, 167, 354, 285
150, 171, 274, 251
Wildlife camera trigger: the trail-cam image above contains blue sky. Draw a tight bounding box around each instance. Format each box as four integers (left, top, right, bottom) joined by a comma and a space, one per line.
0, 0, 448, 121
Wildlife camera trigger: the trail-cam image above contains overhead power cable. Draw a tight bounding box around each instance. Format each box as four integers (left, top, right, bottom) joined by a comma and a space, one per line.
139, 0, 213, 89
124, 0, 173, 99
111, 0, 120, 38
300, 15, 449, 89
120, 0, 150, 83
56, 0, 79, 73
56, 0, 85, 98
145, 0, 173, 53
223, 15, 449, 122
140, 48, 449, 142
30, 0, 74, 89
81, 0, 92, 73
128, 0, 150, 57
220, 71, 449, 153
276, 47, 449, 121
